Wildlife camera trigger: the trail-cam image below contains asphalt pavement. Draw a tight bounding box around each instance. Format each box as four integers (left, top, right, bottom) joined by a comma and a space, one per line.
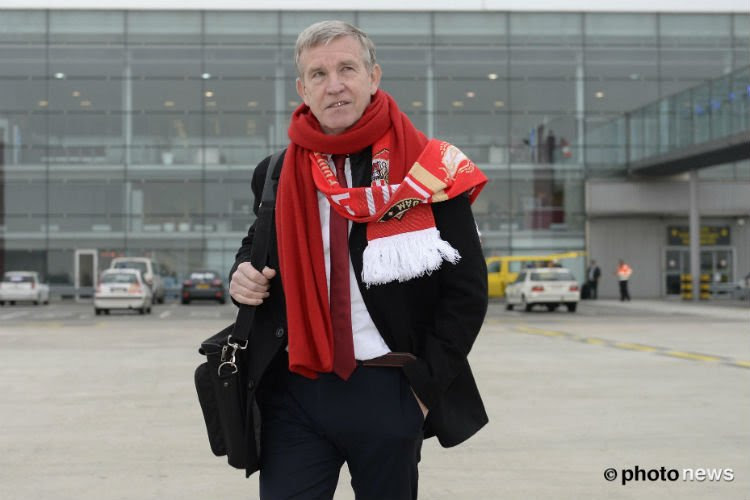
0, 299, 748, 499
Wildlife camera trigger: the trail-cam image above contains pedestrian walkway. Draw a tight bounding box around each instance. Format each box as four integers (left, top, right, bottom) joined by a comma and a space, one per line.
585, 298, 750, 321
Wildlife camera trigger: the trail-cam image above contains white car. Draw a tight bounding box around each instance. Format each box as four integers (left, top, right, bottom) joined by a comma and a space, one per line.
0, 271, 50, 305
94, 269, 152, 315
505, 267, 580, 312
110, 257, 166, 304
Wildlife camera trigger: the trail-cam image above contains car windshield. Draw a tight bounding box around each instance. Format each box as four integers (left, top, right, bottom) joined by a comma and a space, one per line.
3, 274, 33, 283
101, 273, 138, 284
113, 261, 148, 274
531, 271, 575, 281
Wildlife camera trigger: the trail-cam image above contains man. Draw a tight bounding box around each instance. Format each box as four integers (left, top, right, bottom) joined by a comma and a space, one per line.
616, 259, 633, 301
228, 21, 488, 500
586, 259, 601, 299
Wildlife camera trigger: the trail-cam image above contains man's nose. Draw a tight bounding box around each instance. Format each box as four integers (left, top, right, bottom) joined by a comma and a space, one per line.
326, 74, 345, 94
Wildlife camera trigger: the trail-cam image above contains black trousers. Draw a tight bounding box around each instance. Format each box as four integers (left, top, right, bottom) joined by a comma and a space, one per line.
619, 280, 631, 301
257, 355, 424, 500
588, 280, 598, 299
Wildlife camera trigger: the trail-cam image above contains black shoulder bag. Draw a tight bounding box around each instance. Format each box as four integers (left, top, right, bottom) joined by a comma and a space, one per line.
194, 149, 284, 473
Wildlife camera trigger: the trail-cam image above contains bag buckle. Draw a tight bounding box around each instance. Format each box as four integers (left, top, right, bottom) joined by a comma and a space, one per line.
217, 336, 248, 376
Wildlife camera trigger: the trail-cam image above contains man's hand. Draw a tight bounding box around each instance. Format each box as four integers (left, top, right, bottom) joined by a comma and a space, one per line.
229, 262, 277, 306
411, 388, 429, 419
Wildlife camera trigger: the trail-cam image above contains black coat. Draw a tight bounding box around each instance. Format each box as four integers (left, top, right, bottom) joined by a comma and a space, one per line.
230, 148, 489, 455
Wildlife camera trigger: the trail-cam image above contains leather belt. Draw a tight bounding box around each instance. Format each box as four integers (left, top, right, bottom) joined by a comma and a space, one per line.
360, 352, 417, 368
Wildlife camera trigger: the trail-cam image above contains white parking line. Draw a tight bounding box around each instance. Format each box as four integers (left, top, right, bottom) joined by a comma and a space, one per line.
0, 311, 30, 320
159, 310, 172, 319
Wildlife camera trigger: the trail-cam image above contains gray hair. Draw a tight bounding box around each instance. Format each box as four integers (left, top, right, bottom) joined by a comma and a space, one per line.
295, 20, 377, 78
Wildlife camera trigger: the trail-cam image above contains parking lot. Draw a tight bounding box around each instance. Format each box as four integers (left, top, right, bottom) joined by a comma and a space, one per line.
1, 299, 748, 500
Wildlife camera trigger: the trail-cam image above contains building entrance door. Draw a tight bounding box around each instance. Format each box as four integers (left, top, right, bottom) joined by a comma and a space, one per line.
664, 248, 688, 295
74, 249, 98, 301
664, 247, 734, 296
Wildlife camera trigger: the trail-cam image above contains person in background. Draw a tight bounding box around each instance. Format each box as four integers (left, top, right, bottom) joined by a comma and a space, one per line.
616, 259, 633, 301
586, 259, 601, 299
228, 20, 489, 500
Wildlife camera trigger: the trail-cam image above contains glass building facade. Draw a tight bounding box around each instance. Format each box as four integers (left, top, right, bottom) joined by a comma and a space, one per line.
1, 10, 748, 290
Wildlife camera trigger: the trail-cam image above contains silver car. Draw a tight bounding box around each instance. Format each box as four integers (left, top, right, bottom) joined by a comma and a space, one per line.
505, 267, 580, 312
94, 269, 153, 315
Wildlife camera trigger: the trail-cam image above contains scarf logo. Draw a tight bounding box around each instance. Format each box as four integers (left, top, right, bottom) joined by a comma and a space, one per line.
379, 198, 421, 222
439, 143, 475, 183
371, 147, 390, 185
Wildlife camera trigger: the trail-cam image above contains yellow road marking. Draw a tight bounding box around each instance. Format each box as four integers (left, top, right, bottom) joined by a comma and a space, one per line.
515, 326, 564, 337
582, 338, 607, 345
513, 325, 749, 369
614, 342, 659, 352
663, 351, 721, 362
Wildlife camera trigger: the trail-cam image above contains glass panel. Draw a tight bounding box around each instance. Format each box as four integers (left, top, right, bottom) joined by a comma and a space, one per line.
280, 12, 355, 44
584, 48, 659, 112
127, 11, 202, 44
0, 11, 46, 43
435, 47, 509, 163
700, 250, 714, 275
204, 174, 254, 234
660, 15, 732, 47
204, 12, 279, 45
434, 12, 506, 45
358, 12, 431, 45
509, 13, 582, 46
734, 14, 750, 69
50, 11, 124, 44
714, 250, 733, 283
509, 46, 580, 161
0, 45, 47, 166
584, 13, 657, 46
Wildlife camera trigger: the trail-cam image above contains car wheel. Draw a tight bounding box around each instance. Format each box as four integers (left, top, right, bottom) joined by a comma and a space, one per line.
103, 309, 110, 315
0, 301, 4, 306
566, 302, 577, 312
218, 298, 227, 305
158, 296, 165, 304
139, 307, 146, 315
147, 307, 152, 314
505, 303, 513, 311
9, 301, 15, 306
95, 308, 101, 316
546, 304, 557, 312
522, 296, 533, 312
181, 299, 190, 305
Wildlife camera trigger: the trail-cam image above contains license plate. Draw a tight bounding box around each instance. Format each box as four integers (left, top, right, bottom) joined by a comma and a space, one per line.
197, 284, 210, 289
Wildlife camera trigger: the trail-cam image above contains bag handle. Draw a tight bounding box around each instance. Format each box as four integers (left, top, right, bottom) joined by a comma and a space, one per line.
229, 149, 285, 346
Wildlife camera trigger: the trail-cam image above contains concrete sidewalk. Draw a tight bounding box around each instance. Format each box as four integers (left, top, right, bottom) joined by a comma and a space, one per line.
583, 298, 750, 321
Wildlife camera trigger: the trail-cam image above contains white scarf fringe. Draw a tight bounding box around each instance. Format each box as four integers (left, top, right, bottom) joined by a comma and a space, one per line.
361, 228, 461, 286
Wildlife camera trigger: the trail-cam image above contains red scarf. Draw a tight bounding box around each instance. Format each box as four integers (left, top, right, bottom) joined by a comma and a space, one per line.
277, 90, 485, 378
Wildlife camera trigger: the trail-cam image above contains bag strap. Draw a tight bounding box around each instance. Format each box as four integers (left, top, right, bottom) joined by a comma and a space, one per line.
229, 149, 285, 345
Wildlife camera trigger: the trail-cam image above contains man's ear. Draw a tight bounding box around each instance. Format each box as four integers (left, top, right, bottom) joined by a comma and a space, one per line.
369, 64, 382, 95
295, 77, 308, 105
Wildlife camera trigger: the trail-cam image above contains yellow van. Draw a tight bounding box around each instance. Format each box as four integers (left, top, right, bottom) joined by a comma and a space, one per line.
486, 251, 586, 298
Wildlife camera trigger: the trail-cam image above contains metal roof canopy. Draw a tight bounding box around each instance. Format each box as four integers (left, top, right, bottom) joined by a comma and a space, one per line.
629, 131, 750, 177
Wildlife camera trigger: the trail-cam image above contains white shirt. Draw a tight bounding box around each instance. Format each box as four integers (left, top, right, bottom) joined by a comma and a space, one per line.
317, 155, 391, 361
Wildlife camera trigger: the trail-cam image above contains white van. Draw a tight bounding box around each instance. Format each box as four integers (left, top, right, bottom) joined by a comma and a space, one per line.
109, 257, 166, 304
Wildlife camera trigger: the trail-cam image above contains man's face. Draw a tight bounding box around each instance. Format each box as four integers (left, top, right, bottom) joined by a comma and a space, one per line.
296, 36, 382, 135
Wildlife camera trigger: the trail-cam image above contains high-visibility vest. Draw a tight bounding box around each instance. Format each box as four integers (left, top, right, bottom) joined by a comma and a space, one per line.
617, 264, 632, 280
